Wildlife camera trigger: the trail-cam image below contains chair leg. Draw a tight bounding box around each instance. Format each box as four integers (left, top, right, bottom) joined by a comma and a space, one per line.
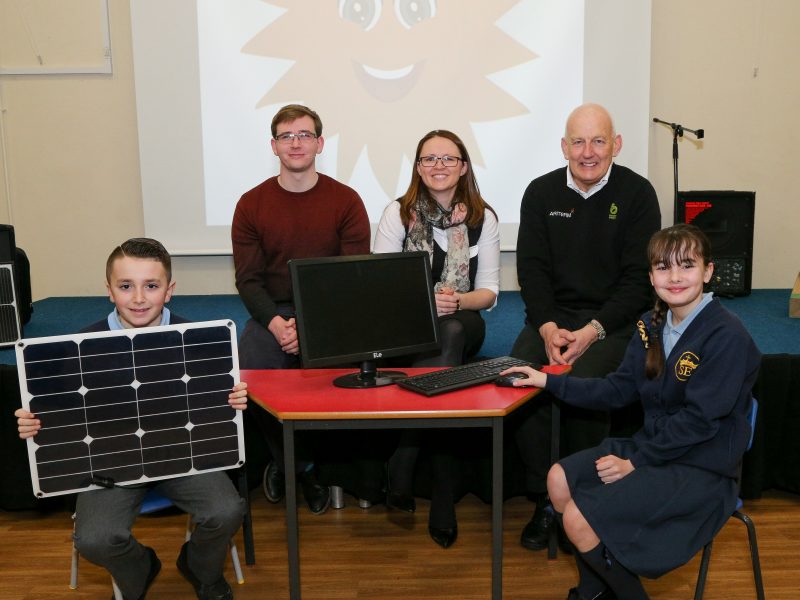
185, 513, 193, 543
230, 540, 245, 584
733, 511, 765, 600
185, 513, 245, 584
693, 540, 713, 600
69, 544, 79, 590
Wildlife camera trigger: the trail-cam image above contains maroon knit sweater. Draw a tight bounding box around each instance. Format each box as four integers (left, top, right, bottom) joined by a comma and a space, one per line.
232, 174, 370, 326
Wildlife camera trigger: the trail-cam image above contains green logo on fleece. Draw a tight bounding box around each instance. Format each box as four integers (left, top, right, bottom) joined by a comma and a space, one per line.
609, 202, 618, 220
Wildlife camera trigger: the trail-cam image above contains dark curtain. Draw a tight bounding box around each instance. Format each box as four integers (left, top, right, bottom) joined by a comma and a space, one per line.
741, 353, 800, 498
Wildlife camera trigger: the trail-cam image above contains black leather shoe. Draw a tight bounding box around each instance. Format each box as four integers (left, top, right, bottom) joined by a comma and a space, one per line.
299, 469, 331, 515
177, 543, 233, 600
566, 588, 617, 600
114, 546, 161, 600
428, 524, 458, 548
520, 503, 554, 551
558, 525, 574, 555
262, 460, 285, 503
386, 491, 416, 513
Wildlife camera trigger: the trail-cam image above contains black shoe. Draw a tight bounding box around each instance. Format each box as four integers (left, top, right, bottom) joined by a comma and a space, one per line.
299, 469, 331, 515
566, 588, 617, 600
262, 460, 285, 503
386, 491, 416, 513
176, 543, 233, 600
558, 525, 574, 555
520, 503, 554, 551
384, 460, 416, 513
114, 546, 161, 600
428, 524, 458, 549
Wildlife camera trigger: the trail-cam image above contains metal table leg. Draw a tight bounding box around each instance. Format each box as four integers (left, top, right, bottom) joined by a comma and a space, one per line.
492, 416, 503, 600
283, 420, 301, 599
548, 400, 560, 560
236, 466, 256, 565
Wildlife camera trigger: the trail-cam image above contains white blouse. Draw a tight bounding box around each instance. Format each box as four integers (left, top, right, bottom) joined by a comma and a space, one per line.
372, 201, 501, 302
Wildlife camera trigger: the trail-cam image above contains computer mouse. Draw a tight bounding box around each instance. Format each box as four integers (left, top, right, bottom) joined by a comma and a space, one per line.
494, 372, 528, 387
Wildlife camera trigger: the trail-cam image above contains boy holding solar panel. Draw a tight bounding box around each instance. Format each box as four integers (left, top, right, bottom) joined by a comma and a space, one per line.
15, 238, 247, 600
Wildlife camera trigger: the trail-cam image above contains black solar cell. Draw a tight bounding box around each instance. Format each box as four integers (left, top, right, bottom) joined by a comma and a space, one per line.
0, 264, 22, 346
16, 320, 244, 497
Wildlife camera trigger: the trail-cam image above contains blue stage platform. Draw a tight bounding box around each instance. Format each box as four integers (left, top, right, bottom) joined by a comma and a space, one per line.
2, 291, 799, 507
1, 289, 798, 365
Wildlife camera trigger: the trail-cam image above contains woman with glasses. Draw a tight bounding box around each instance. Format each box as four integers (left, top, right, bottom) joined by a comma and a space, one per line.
373, 130, 500, 548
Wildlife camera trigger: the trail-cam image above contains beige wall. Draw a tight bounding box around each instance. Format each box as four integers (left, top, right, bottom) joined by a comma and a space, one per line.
0, 0, 145, 299
0, 0, 797, 300
648, 0, 799, 289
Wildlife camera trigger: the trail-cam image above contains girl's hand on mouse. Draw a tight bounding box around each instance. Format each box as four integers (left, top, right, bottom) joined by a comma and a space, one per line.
499, 366, 547, 388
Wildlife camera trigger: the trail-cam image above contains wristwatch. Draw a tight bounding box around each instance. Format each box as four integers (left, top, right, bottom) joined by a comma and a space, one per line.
589, 319, 606, 341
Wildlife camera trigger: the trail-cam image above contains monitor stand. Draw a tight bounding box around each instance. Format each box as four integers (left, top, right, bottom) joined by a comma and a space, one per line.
333, 360, 407, 389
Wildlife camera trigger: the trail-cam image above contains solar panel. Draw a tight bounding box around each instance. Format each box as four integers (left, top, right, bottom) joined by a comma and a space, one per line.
0, 263, 22, 347
15, 320, 244, 498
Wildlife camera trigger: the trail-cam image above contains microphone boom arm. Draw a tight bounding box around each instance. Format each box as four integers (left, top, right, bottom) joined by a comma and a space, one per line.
652, 117, 706, 221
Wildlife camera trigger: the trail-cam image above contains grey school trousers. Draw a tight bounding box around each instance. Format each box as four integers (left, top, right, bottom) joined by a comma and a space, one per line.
73, 471, 244, 599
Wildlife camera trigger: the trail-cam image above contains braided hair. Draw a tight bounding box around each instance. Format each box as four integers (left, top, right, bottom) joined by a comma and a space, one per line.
644, 224, 712, 379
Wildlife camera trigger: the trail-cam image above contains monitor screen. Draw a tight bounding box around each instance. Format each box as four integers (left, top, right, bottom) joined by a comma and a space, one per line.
289, 251, 439, 388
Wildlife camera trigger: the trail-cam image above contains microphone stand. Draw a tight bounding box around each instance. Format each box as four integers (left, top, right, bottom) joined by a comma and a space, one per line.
652, 118, 704, 222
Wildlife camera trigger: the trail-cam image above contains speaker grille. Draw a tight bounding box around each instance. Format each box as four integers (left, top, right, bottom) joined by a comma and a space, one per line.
0, 264, 21, 346
677, 191, 755, 296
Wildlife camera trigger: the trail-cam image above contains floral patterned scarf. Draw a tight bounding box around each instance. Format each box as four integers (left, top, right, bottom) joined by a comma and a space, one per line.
403, 191, 471, 293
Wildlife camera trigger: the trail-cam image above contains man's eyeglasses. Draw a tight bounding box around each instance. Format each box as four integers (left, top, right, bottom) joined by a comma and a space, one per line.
418, 155, 463, 168
275, 131, 318, 144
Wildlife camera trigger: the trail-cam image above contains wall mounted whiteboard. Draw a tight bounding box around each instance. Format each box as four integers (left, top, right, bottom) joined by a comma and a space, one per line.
0, 0, 112, 75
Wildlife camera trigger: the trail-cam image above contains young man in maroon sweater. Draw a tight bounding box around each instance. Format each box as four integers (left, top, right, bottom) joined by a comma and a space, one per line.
231, 104, 370, 514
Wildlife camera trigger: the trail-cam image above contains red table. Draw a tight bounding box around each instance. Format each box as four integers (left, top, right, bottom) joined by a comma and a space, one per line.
243, 365, 569, 600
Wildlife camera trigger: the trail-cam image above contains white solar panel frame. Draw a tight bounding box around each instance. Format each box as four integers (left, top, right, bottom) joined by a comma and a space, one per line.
16, 320, 244, 497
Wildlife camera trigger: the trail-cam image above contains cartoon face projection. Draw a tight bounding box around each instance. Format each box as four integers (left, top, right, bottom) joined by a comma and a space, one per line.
243, 0, 536, 196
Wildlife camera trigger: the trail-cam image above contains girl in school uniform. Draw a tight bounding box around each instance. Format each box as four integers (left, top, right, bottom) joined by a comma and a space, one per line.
501, 223, 761, 599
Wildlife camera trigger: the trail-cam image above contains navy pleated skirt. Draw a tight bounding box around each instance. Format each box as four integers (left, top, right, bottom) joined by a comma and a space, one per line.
560, 437, 738, 578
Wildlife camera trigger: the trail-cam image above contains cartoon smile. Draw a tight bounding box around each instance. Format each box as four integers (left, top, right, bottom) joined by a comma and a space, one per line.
352, 60, 425, 102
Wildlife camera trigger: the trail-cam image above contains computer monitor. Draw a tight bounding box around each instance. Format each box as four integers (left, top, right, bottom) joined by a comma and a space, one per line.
289, 251, 440, 388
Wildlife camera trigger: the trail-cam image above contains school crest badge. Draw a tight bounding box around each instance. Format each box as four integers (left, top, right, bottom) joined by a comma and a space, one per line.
675, 351, 700, 381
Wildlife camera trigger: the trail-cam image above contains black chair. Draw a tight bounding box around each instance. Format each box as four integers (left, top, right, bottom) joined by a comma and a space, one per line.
694, 398, 765, 599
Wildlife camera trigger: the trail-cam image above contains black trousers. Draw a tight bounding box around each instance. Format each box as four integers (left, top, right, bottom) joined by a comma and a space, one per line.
410, 309, 485, 367
239, 311, 389, 500
238, 310, 312, 475
510, 311, 632, 495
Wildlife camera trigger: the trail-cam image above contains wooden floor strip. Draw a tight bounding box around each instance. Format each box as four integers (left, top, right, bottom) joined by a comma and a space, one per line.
1, 489, 797, 599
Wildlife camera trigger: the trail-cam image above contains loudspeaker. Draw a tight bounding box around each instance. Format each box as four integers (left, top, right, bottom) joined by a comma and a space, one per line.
0, 225, 23, 346
676, 191, 755, 297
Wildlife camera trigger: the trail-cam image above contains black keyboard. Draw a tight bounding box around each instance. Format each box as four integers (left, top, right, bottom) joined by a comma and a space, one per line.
396, 356, 535, 396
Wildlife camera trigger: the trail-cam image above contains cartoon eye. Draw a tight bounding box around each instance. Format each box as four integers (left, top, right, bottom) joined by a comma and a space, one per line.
339, 0, 382, 31
394, 0, 436, 29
